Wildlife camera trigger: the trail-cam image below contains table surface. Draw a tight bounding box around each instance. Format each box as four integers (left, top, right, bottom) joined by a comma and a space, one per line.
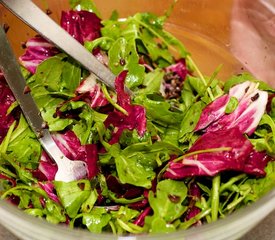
1, 210, 275, 240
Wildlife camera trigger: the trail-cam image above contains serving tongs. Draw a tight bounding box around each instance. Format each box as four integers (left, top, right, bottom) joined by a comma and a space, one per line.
0, 27, 88, 182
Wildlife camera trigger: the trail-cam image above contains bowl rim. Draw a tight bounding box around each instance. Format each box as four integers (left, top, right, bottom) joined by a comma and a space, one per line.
0, 189, 275, 240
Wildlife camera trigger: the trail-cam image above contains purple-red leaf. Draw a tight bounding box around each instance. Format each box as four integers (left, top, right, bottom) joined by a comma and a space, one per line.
164, 128, 269, 179
52, 130, 98, 179
19, 36, 59, 74
104, 71, 147, 144
61, 10, 102, 44
0, 73, 16, 144
165, 58, 188, 80
38, 182, 59, 203
133, 206, 152, 227
195, 81, 268, 135
163, 59, 188, 99
32, 152, 57, 181
33, 131, 99, 181
76, 74, 109, 108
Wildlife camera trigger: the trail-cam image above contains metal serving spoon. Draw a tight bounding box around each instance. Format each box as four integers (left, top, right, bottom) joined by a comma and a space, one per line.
0, 27, 87, 182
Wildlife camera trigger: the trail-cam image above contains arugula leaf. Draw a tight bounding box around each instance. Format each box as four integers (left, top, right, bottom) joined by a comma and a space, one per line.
138, 69, 165, 95
134, 13, 187, 58
162, 127, 180, 147
108, 37, 145, 88
58, 101, 95, 144
135, 94, 183, 127
244, 161, 275, 201
110, 206, 141, 234
33, 54, 80, 94
42, 199, 67, 224
1, 154, 37, 184
224, 72, 275, 93
112, 142, 183, 188
145, 217, 176, 233
148, 179, 188, 222
54, 180, 92, 218
179, 101, 204, 143
26, 54, 83, 131
225, 96, 239, 114
6, 115, 41, 169
250, 114, 275, 155
81, 189, 98, 213
113, 149, 155, 189
82, 208, 111, 233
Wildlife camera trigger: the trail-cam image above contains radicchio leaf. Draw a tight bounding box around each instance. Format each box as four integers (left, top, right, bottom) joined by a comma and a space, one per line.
164, 128, 269, 179
38, 182, 59, 203
33, 131, 99, 181
184, 183, 201, 226
163, 58, 188, 99
19, 36, 59, 74
61, 10, 102, 44
195, 81, 268, 136
76, 74, 109, 108
165, 58, 188, 80
52, 130, 98, 179
106, 175, 144, 199
104, 71, 147, 144
32, 152, 57, 181
0, 73, 16, 144
185, 206, 201, 223
133, 206, 152, 227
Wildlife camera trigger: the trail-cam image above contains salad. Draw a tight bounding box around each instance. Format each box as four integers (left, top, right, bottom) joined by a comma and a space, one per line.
1, 0, 275, 235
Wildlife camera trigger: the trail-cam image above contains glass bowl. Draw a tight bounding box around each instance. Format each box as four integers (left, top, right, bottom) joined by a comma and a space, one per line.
0, 0, 274, 239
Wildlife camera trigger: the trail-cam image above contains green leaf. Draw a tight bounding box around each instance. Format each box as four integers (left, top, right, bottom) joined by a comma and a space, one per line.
225, 96, 238, 114
1, 154, 37, 184
82, 208, 111, 233
148, 179, 187, 222
7, 115, 41, 169
223, 72, 275, 93
1, 185, 47, 208
119, 129, 152, 148
146, 216, 176, 233
138, 68, 165, 95
239, 162, 275, 204
111, 206, 140, 234
114, 151, 155, 189
54, 180, 91, 218
179, 101, 204, 143
251, 114, 275, 155
108, 37, 145, 88
81, 189, 98, 213
27, 54, 82, 131
34, 54, 81, 94
134, 12, 187, 58
162, 127, 179, 147
43, 199, 67, 224
113, 141, 182, 188
135, 94, 183, 127
108, 191, 144, 204
58, 101, 95, 144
